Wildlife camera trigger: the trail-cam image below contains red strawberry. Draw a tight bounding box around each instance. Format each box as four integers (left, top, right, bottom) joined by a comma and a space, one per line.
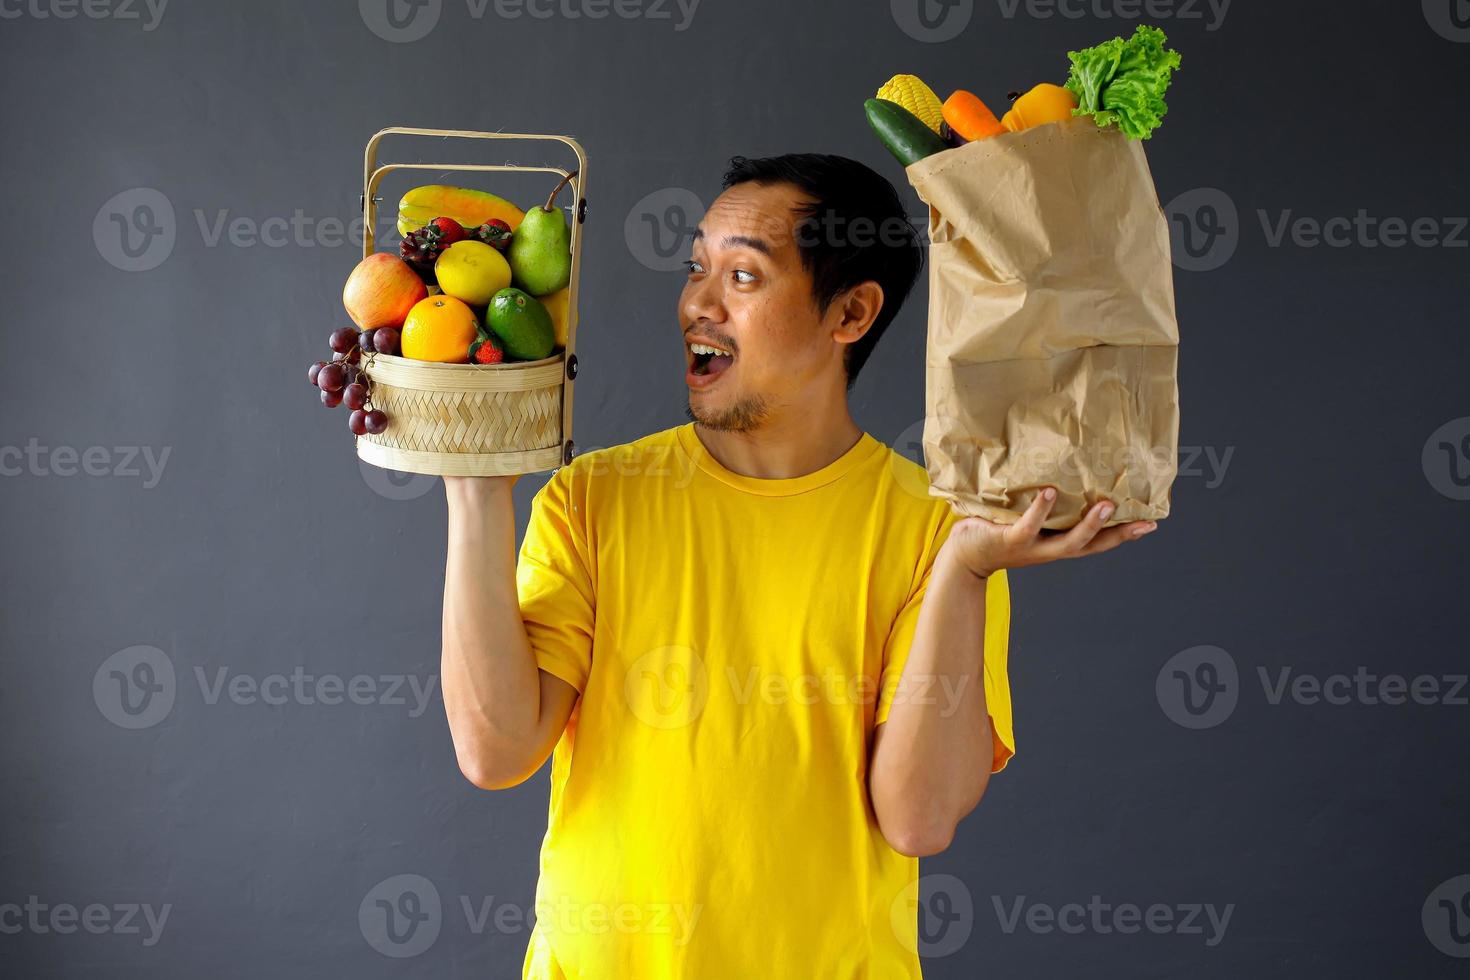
427, 217, 466, 246
473, 219, 514, 252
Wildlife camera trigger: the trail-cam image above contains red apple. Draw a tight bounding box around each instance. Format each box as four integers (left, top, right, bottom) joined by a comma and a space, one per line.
342, 252, 428, 330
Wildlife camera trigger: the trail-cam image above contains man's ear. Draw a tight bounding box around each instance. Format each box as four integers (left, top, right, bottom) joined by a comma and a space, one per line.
830, 280, 885, 348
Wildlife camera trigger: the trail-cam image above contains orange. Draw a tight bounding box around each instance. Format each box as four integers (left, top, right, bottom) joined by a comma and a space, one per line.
400, 295, 478, 363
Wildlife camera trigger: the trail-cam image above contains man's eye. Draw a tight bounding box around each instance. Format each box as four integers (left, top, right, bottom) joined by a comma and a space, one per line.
733, 269, 756, 284
685, 259, 705, 275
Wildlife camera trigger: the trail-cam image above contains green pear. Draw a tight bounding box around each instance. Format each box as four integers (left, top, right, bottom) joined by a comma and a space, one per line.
509, 171, 576, 297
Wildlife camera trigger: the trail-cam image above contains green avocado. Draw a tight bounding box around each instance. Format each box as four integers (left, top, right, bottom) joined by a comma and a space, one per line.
486, 288, 555, 361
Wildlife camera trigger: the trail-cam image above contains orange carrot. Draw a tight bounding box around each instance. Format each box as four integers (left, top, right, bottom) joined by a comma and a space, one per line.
942, 90, 1007, 142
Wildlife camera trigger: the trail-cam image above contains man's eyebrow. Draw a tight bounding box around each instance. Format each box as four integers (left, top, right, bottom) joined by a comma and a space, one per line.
688, 229, 773, 256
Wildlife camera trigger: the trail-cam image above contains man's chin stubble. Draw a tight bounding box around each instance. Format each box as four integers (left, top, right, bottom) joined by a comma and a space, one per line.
684, 393, 772, 434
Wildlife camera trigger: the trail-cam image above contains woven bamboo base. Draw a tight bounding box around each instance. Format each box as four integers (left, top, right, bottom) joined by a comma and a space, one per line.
355, 351, 567, 477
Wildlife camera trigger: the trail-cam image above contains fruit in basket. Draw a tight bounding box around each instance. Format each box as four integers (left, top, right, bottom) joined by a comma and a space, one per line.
539, 286, 570, 349
372, 326, 400, 355
1001, 83, 1078, 133
426, 217, 467, 246
875, 74, 944, 134
317, 362, 347, 392
396, 185, 525, 240
509, 172, 576, 297
470, 331, 505, 365
472, 219, 514, 252
343, 253, 428, 330
400, 294, 479, 363
435, 240, 513, 306
400, 229, 443, 284
486, 288, 555, 361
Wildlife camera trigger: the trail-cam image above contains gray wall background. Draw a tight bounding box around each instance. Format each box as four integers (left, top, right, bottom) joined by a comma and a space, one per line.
3, 1, 1468, 976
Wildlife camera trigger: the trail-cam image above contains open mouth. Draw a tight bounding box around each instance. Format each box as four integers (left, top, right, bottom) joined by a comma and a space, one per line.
688, 341, 735, 378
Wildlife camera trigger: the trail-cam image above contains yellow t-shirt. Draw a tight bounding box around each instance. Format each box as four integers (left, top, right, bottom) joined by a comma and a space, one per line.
515, 422, 1013, 979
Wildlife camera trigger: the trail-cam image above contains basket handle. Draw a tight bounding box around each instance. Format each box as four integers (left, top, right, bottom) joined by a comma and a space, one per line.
360, 127, 587, 258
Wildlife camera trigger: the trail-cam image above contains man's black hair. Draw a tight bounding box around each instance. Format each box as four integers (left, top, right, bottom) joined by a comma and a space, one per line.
721, 153, 924, 391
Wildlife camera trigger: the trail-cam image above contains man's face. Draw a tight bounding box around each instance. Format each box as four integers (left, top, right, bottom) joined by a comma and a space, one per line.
679, 181, 843, 433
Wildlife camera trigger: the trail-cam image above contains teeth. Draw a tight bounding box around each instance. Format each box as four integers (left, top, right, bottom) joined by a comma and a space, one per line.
689, 342, 731, 357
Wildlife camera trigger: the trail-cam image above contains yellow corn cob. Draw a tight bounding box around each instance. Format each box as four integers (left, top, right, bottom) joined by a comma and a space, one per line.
875, 74, 944, 135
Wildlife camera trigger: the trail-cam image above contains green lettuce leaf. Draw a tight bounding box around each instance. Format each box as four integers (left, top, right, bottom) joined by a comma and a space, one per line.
1064, 25, 1182, 140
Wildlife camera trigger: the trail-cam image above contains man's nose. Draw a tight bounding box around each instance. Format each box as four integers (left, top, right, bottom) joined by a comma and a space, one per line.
681, 274, 724, 324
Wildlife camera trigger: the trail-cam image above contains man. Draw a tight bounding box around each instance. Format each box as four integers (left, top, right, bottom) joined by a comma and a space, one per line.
441, 153, 1156, 978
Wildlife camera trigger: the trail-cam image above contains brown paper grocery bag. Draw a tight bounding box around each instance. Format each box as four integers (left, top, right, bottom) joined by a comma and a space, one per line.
906, 115, 1180, 530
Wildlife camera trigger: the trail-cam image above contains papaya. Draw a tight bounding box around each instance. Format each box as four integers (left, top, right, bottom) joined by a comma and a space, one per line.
396, 185, 525, 239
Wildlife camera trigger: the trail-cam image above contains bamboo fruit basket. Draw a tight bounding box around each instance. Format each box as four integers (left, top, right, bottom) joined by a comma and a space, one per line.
353, 127, 587, 477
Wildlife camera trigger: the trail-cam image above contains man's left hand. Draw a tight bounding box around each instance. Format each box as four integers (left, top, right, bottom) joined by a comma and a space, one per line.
941, 487, 1158, 580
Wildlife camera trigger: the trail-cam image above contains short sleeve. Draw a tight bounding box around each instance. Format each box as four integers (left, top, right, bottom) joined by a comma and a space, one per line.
516, 466, 596, 693
875, 510, 1015, 772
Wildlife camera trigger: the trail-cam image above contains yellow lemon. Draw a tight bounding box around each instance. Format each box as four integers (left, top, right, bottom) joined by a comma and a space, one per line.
400, 295, 479, 363
540, 286, 571, 348
434, 240, 512, 307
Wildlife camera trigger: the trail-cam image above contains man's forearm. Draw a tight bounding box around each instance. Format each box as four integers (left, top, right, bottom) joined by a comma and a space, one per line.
869, 545, 993, 856
441, 477, 546, 784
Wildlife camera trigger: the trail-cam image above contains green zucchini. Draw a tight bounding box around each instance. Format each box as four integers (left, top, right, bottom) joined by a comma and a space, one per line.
864, 98, 950, 167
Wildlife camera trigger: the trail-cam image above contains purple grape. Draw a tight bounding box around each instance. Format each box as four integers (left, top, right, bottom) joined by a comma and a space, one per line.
332, 348, 360, 365
359, 328, 378, 352
348, 409, 369, 436
320, 387, 343, 409
363, 410, 388, 435
343, 383, 368, 411
308, 360, 327, 386
329, 327, 358, 354
317, 363, 346, 392
373, 327, 400, 355
343, 364, 362, 387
